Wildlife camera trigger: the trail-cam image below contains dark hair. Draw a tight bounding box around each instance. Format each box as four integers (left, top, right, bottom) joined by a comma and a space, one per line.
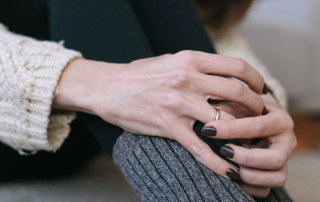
193, 0, 253, 32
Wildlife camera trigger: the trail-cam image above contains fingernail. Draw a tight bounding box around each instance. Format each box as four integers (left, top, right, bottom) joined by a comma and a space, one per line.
220, 146, 234, 158
228, 161, 240, 171
262, 106, 269, 115
251, 138, 261, 145
226, 169, 240, 181
262, 83, 269, 94
201, 126, 217, 137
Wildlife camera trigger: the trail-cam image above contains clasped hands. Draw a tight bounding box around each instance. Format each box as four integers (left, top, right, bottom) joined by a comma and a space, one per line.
54, 50, 296, 198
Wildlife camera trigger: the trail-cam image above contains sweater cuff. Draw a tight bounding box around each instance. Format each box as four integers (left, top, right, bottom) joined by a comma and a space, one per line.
24, 48, 81, 152
0, 25, 82, 152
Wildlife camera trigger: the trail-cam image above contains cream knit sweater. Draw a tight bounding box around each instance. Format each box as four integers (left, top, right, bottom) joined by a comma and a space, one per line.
0, 24, 287, 153
0, 24, 81, 154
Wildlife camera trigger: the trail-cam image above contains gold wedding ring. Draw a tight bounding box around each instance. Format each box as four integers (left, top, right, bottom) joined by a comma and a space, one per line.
212, 104, 220, 121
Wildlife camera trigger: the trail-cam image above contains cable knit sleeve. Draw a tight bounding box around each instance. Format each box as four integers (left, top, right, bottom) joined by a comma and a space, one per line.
208, 32, 288, 112
0, 24, 82, 153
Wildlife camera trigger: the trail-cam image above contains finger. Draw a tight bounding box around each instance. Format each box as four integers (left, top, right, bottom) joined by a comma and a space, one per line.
238, 182, 271, 198
198, 75, 265, 116
220, 139, 292, 170
205, 108, 292, 139
173, 126, 240, 181
179, 51, 266, 94
189, 101, 236, 124
218, 102, 251, 119
239, 165, 288, 187
168, 96, 236, 124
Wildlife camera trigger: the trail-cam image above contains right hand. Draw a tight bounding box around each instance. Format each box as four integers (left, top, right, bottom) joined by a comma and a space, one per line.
54, 50, 267, 180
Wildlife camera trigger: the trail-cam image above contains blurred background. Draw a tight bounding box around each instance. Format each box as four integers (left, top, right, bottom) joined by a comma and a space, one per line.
0, 0, 319, 201
237, 0, 320, 201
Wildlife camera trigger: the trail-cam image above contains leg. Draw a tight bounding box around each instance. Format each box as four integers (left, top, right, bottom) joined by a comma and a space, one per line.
47, 0, 293, 201
113, 132, 293, 202
113, 132, 252, 202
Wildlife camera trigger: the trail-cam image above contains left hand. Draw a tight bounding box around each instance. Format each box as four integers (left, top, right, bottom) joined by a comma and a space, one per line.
202, 93, 296, 198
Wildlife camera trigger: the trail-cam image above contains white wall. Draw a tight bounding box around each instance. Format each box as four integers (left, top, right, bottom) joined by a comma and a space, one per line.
237, 0, 320, 112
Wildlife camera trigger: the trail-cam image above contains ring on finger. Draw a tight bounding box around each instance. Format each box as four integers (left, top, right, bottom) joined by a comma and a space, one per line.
211, 104, 221, 121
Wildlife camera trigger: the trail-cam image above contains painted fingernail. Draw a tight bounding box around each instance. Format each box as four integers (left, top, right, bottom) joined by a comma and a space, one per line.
262, 106, 269, 115
228, 161, 240, 171
262, 83, 269, 94
226, 169, 240, 181
251, 138, 261, 145
201, 126, 217, 137
220, 146, 234, 158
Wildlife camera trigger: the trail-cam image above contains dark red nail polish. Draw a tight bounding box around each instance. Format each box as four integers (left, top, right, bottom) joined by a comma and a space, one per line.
262, 83, 269, 94
228, 161, 240, 171
220, 146, 234, 158
262, 106, 269, 115
226, 169, 240, 181
201, 126, 217, 137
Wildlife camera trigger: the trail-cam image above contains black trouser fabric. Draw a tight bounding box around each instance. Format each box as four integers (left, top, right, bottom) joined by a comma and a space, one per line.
0, 0, 292, 201
47, 0, 218, 156
0, 0, 219, 179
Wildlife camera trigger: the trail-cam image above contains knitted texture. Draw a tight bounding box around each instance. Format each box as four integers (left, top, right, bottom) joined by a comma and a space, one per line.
113, 131, 294, 202
211, 32, 288, 112
0, 24, 81, 152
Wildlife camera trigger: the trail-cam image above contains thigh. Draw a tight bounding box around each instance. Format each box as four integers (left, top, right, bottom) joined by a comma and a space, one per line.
113, 131, 252, 202
130, 0, 216, 55
47, 0, 157, 155
113, 132, 293, 202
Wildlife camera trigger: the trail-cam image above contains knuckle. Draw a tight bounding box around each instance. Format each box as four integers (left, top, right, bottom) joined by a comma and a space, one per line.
166, 69, 191, 88
256, 97, 264, 112
191, 142, 209, 158
232, 58, 247, 75
253, 119, 265, 137
230, 81, 246, 97
260, 188, 271, 198
160, 53, 173, 57
274, 174, 287, 187
210, 157, 223, 171
176, 50, 196, 67
243, 171, 255, 185
220, 122, 233, 139
274, 154, 286, 169
256, 75, 264, 89
243, 151, 252, 167
285, 115, 294, 130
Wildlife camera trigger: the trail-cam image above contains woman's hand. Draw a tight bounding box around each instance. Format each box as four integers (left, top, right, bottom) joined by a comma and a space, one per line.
203, 93, 296, 197
53, 50, 268, 180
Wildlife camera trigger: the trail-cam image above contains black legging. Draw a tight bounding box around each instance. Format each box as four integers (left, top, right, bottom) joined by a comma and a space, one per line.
0, 0, 216, 176
47, 0, 219, 155
0, 0, 292, 201
0, 0, 217, 178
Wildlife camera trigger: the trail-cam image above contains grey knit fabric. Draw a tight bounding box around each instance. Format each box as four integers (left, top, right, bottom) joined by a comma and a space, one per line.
113, 131, 293, 202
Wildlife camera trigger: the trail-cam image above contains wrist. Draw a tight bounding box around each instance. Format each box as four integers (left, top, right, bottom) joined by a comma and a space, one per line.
52, 59, 106, 114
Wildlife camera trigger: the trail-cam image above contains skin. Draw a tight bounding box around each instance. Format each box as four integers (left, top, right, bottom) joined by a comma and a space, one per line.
210, 93, 296, 197
52, 50, 296, 198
